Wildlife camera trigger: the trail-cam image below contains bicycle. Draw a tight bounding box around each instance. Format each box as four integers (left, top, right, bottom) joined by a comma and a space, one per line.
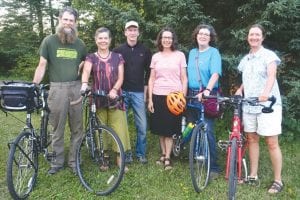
0, 81, 54, 200
75, 89, 125, 196
215, 95, 276, 200
172, 96, 211, 192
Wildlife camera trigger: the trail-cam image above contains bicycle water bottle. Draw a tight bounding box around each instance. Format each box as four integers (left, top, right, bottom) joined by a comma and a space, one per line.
181, 117, 186, 133
182, 123, 195, 139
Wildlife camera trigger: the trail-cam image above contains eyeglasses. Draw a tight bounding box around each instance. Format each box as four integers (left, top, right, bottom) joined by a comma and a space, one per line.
198, 32, 210, 37
162, 36, 173, 40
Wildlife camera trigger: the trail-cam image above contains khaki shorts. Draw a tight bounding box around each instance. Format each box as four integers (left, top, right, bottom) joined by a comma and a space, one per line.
243, 106, 282, 136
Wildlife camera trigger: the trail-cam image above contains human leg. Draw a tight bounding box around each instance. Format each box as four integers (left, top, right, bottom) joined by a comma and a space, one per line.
265, 135, 283, 193
247, 133, 260, 177
122, 91, 133, 163
47, 85, 69, 170
68, 82, 84, 168
205, 118, 220, 173
130, 92, 147, 159
164, 136, 173, 170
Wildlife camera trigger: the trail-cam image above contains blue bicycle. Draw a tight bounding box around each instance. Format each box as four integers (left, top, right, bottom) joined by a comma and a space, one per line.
172, 96, 210, 192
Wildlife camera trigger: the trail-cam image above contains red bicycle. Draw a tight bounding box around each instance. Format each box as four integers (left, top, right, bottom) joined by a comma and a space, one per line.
214, 95, 276, 200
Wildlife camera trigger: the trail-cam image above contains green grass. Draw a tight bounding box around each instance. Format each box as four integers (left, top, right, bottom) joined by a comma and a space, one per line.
0, 110, 299, 200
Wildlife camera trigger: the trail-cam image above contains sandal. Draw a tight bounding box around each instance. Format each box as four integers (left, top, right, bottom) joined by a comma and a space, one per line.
99, 155, 110, 171
164, 158, 173, 170
268, 180, 284, 194
156, 154, 165, 165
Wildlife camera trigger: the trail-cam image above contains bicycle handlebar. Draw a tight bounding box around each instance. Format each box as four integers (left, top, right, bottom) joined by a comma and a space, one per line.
202, 95, 276, 113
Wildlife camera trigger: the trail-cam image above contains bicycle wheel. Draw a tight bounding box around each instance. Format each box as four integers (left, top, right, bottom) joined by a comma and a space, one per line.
189, 123, 210, 192
228, 137, 238, 200
76, 125, 125, 195
7, 131, 38, 200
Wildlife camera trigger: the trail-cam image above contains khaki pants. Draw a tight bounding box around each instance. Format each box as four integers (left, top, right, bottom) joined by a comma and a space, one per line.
48, 81, 83, 168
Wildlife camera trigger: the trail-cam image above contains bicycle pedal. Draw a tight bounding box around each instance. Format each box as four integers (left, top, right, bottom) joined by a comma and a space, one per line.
218, 140, 229, 150
45, 152, 56, 162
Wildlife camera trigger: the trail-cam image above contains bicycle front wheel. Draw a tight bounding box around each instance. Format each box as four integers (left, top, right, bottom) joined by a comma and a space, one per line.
76, 125, 125, 196
7, 131, 38, 200
189, 123, 210, 192
228, 137, 238, 200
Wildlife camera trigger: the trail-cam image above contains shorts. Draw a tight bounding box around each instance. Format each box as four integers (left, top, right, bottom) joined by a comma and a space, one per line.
243, 105, 282, 136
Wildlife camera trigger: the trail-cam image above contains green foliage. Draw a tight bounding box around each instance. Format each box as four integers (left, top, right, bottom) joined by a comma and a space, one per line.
9, 52, 39, 81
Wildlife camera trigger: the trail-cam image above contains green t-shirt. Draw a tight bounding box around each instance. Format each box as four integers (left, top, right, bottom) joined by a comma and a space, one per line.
39, 34, 87, 82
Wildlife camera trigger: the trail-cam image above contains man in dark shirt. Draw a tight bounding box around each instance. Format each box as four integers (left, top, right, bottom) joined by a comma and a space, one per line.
114, 21, 151, 164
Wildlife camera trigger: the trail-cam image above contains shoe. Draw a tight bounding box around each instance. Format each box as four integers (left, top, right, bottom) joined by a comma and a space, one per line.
125, 152, 133, 164
70, 166, 77, 176
164, 158, 173, 170
47, 166, 63, 175
156, 154, 165, 165
137, 156, 148, 164
209, 171, 219, 180
268, 180, 284, 194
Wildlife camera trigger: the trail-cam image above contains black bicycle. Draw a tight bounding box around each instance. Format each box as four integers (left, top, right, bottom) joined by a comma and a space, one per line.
0, 81, 54, 200
75, 89, 125, 196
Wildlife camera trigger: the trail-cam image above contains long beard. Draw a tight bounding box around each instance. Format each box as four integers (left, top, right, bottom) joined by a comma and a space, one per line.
56, 25, 78, 44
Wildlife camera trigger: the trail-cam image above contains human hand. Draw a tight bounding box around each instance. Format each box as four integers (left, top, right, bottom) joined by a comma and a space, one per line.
108, 88, 118, 99
80, 83, 88, 94
148, 100, 154, 113
258, 95, 268, 102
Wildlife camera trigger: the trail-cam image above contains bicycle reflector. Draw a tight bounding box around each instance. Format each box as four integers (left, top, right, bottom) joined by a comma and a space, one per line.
166, 91, 186, 116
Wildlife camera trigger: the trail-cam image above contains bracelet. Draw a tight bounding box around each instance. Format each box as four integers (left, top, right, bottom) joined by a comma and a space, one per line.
112, 87, 118, 92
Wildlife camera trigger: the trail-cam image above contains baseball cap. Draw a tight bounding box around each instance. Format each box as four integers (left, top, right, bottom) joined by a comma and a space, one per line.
125, 21, 139, 29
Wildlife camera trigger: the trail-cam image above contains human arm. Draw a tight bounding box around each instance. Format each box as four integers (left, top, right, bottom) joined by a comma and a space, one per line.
108, 62, 124, 99
81, 60, 92, 92
259, 61, 277, 102
32, 56, 47, 84
147, 69, 155, 113
181, 67, 188, 96
235, 84, 244, 96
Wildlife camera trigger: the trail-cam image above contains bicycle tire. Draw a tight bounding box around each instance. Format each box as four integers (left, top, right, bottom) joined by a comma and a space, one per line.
76, 125, 125, 195
7, 131, 38, 200
189, 123, 210, 192
228, 137, 238, 200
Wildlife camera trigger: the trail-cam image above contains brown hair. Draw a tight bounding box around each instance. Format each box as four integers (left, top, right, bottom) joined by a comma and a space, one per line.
94, 27, 112, 39
249, 24, 266, 38
192, 24, 217, 47
59, 7, 78, 21
155, 27, 178, 51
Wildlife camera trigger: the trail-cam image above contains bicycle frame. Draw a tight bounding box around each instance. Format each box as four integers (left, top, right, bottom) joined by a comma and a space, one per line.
225, 98, 247, 182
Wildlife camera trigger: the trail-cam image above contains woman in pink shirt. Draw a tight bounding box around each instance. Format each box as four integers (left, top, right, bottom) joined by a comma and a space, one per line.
148, 27, 188, 170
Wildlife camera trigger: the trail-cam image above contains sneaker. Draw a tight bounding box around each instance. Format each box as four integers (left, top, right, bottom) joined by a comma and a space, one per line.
209, 171, 220, 180
125, 152, 133, 164
137, 156, 148, 164
47, 166, 63, 175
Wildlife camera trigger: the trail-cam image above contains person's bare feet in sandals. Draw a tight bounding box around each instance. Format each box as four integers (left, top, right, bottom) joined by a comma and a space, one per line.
156, 154, 165, 165
268, 180, 284, 194
164, 158, 173, 170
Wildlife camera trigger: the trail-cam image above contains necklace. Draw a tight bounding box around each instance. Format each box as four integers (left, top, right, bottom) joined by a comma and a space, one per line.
97, 51, 110, 59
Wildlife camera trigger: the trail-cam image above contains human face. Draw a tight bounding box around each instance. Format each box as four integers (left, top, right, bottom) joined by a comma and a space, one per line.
247, 27, 264, 49
95, 32, 111, 51
161, 31, 173, 50
125, 27, 139, 43
59, 12, 76, 33
197, 28, 211, 48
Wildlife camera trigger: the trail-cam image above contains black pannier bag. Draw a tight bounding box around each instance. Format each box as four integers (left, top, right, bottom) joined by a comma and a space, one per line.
0, 82, 38, 111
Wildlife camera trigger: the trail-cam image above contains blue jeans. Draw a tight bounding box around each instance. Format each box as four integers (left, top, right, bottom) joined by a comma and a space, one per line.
122, 91, 147, 158
205, 118, 220, 173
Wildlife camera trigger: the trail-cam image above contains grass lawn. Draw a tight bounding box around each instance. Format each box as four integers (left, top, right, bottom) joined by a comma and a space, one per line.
0, 108, 299, 200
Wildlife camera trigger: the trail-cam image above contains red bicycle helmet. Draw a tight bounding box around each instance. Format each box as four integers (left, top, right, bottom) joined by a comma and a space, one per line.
166, 91, 186, 116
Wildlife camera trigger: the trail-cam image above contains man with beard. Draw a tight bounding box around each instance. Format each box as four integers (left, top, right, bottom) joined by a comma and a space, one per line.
33, 7, 87, 175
